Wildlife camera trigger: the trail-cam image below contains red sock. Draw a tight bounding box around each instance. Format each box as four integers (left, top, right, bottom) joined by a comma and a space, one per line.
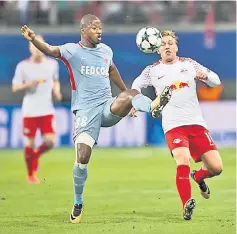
176, 165, 191, 208
36, 143, 51, 158
24, 147, 34, 176
194, 168, 214, 183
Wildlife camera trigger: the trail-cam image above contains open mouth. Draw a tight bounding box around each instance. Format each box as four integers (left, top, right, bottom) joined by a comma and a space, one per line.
97, 35, 102, 41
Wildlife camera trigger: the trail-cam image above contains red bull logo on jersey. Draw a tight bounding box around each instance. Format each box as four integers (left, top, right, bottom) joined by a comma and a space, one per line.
81, 65, 109, 76
169, 80, 190, 91
38, 79, 46, 84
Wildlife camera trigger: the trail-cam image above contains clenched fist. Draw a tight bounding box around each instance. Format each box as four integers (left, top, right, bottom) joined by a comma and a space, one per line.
21, 25, 36, 41
196, 71, 208, 81
129, 107, 137, 117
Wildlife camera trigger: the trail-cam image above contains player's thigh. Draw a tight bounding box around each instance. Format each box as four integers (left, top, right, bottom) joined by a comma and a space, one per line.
23, 116, 38, 139
201, 150, 223, 175
39, 114, 56, 135
73, 109, 102, 164
172, 147, 191, 166
165, 127, 190, 165
73, 108, 101, 148
101, 97, 122, 127
189, 126, 217, 163
110, 89, 139, 117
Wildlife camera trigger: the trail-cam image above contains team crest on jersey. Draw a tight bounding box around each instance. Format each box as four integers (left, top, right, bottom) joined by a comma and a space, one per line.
104, 57, 108, 64
173, 138, 182, 144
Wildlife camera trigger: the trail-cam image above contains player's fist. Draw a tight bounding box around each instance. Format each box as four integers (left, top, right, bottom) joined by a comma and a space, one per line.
196, 71, 208, 81
129, 107, 137, 118
21, 25, 36, 41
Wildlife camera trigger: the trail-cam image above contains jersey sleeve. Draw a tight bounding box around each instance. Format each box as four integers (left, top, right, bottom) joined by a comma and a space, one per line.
188, 58, 221, 87
131, 66, 153, 92
109, 47, 113, 67
12, 63, 24, 85
58, 43, 76, 60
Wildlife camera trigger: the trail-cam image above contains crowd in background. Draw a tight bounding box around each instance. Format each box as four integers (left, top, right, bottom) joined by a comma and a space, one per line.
0, 1, 235, 26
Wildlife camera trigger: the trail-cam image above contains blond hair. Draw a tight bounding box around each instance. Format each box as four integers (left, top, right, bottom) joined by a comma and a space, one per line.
161, 30, 178, 44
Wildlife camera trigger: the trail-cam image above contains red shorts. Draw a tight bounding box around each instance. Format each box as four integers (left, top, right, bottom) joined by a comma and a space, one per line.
23, 114, 55, 138
165, 125, 217, 162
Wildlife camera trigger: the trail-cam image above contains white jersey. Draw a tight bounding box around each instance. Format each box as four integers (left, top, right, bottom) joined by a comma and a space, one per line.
12, 57, 59, 117
132, 57, 221, 133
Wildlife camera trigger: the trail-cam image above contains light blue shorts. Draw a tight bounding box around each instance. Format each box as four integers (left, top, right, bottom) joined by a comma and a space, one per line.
73, 97, 122, 143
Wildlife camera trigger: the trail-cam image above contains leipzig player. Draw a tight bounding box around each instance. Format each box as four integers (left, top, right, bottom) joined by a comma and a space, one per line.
12, 35, 62, 184
131, 30, 223, 220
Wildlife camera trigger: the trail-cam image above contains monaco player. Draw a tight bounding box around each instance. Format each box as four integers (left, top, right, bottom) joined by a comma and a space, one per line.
131, 30, 223, 220
12, 35, 62, 184
20, 15, 170, 223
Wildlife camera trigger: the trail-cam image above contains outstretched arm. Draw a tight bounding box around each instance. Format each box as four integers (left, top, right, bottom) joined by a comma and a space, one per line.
21, 25, 61, 58
109, 63, 127, 92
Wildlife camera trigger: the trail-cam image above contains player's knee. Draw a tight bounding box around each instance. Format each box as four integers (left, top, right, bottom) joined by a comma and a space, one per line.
172, 150, 190, 166
128, 89, 140, 96
174, 155, 190, 166
75, 143, 91, 164
75, 132, 94, 164
77, 147, 91, 164
44, 138, 55, 149
210, 164, 223, 176
119, 91, 134, 106
176, 158, 190, 166
26, 138, 35, 148
26, 141, 35, 148
121, 89, 139, 99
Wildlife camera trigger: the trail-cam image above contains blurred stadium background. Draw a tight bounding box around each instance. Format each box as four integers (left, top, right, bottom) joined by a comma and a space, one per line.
0, 1, 236, 233
0, 0, 235, 149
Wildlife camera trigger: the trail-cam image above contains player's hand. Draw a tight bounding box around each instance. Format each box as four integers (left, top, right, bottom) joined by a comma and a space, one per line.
129, 107, 137, 117
21, 25, 36, 41
196, 71, 208, 81
27, 80, 39, 88
54, 92, 62, 102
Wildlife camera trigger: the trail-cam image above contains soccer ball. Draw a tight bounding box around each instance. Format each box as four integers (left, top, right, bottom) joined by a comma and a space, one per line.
136, 26, 162, 53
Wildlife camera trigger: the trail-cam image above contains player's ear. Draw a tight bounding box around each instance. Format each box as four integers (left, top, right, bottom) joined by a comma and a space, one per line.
80, 28, 85, 35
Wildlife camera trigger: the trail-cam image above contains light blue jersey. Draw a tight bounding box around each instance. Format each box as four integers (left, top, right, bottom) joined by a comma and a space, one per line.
58, 42, 113, 112
58, 42, 122, 143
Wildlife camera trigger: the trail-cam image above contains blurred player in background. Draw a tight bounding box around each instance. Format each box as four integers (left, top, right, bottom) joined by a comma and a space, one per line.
12, 35, 62, 184
131, 30, 223, 220
20, 14, 170, 223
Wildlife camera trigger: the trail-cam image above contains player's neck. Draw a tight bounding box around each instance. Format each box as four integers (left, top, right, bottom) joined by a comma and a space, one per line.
162, 56, 178, 65
30, 55, 44, 63
80, 39, 97, 48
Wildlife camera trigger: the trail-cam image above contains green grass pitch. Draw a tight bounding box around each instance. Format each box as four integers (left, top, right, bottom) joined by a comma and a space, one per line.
0, 148, 235, 234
